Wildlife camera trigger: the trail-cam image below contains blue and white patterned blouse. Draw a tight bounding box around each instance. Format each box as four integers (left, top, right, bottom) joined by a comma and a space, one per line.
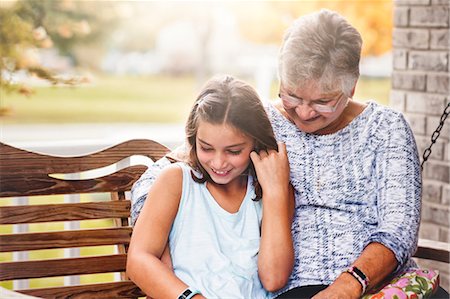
131, 101, 421, 296
266, 101, 421, 295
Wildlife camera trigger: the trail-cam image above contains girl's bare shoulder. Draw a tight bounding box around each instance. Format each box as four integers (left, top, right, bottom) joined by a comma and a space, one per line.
150, 163, 184, 198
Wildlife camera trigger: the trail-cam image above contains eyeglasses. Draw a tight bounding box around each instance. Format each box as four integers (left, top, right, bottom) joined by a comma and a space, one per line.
278, 91, 345, 113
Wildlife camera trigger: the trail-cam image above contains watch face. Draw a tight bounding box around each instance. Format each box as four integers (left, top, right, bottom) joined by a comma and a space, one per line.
353, 267, 367, 279
180, 289, 192, 299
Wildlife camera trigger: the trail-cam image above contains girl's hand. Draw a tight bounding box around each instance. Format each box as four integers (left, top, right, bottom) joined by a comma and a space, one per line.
253, 142, 294, 290
250, 142, 290, 198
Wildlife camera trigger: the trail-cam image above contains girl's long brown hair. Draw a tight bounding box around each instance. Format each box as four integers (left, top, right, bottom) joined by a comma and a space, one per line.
185, 75, 278, 200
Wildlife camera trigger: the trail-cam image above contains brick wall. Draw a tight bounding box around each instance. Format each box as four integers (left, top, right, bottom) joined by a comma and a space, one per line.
391, 0, 449, 291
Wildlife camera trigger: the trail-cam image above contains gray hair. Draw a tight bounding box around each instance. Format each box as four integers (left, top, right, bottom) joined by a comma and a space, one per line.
278, 9, 362, 96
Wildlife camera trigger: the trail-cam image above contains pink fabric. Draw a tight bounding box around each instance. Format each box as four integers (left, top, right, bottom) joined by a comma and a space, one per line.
362, 269, 439, 299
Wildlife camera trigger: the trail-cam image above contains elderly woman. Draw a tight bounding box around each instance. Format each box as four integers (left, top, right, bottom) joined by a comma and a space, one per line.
131, 9, 446, 299
269, 10, 420, 299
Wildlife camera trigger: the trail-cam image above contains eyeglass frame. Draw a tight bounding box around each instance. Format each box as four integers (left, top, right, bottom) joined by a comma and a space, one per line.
278, 90, 346, 113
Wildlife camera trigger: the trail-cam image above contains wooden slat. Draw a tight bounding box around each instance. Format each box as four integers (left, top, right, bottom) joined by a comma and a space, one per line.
0, 227, 132, 252
19, 280, 145, 299
0, 139, 171, 197
0, 254, 127, 281
112, 191, 130, 281
0, 201, 130, 224
0, 165, 148, 197
0, 139, 169, 174
414, 239, 450, 263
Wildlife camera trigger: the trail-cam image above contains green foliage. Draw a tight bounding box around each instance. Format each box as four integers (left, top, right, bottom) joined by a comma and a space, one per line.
0, 4, 35, 94
0, 0, 117, 105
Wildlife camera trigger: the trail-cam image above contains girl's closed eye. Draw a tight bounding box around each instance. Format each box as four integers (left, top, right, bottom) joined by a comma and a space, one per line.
227, 149, 242, 155
200, 146, 213, 152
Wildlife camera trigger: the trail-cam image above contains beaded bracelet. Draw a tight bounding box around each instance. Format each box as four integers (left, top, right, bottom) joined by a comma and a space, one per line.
345, 265, 370, 295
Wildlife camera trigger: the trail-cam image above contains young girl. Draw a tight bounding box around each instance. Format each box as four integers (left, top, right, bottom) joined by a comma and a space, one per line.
127, 75, 294, 299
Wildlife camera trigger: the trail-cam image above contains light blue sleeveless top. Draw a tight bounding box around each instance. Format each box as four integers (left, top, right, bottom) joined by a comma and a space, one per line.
169, 163, 268, 299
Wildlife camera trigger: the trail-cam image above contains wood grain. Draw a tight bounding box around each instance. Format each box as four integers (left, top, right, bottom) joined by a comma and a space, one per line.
0, 165, 148, 197
0, 227, 132, 252
0, 200, 131, 224
0, 139, 170, 197
19, 281, 145, 298
414, 239, 450, 263
0, 139, 169, 174
0, 254, 128, 280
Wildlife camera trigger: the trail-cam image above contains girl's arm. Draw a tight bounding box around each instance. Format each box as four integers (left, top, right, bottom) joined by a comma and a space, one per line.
251, 142, 295, 292
126, 165, 204, 298
131, 143, 188, 226
160, 243, 173, 270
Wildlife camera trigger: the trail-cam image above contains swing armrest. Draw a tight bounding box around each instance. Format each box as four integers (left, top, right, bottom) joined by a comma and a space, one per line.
414, 238, 450, 263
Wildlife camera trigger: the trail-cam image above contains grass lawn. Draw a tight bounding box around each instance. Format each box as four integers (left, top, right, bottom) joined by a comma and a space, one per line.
0, 74, 198, 124
0, 74, 390, 124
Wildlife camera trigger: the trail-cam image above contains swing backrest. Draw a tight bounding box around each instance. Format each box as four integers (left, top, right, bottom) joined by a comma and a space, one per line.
0, 139, 170, 298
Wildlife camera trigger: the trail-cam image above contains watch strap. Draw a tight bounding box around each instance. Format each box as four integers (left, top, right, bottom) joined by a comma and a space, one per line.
345, 265, 369, 295
177, 287, 200, 299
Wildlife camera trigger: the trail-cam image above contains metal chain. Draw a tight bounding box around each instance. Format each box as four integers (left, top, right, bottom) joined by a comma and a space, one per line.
421, 101, 450, 170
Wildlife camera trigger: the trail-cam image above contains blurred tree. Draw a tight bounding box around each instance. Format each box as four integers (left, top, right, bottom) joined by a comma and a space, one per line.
39, 0, 119, 68
0, 0, 118, 112
1, 1, 61, 99
232, 0, 393, 57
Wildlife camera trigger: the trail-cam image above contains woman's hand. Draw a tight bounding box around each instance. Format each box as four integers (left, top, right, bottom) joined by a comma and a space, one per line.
250, 142, 290, 198
313, 243, 398, 299
312, 273, 362, 299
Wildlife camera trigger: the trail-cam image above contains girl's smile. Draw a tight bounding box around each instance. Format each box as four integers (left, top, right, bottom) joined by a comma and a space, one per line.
211, 168, 231, 176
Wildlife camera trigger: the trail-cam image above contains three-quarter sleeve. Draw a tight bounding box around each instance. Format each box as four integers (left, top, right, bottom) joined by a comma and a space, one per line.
368, 113, 422, 273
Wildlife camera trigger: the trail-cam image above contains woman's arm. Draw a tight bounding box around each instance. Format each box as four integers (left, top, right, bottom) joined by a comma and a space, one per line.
127, 165, 204, 298
313, 113, 421, 299
312, 243, 397, 299
251, 142, 295, 292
